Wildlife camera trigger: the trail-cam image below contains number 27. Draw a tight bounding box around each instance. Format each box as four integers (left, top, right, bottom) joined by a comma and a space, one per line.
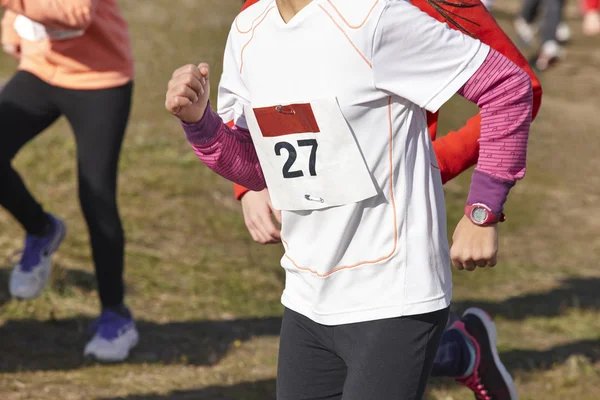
274, 139, 318, 179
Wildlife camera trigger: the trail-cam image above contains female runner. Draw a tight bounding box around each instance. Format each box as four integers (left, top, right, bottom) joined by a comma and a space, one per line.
233, 0, 542, 398
1, 0, 137, 362
166, 0, 533, 398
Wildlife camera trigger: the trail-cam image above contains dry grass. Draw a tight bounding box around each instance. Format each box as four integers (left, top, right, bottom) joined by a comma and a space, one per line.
1, 0, 600, 399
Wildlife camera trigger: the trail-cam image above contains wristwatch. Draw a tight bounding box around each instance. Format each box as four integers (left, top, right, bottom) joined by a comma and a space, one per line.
464, 203, 506, 226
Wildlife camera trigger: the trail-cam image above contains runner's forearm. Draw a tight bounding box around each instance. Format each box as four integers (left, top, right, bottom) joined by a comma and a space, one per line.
182, 104, 266, 192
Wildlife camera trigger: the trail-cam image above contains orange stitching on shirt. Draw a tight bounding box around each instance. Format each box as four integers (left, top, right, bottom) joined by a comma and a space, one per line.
318, 5, 372, 69
326, 0, 380, 29
239, 6, 276, 74
235, 1, 275, 34
282, 97, 398, 277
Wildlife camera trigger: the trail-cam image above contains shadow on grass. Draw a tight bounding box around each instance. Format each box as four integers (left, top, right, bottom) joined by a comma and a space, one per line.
453, 277, 600, 320
2, 277, 600, 375
96, 379, 440, 400
3, 317, 600, 396
98, 379, 277, 400
91, 335, 600, 399
0, 266, 10, 307
502, 338, 600, 373
0, 315, 282, 373
50, 264, 98, 294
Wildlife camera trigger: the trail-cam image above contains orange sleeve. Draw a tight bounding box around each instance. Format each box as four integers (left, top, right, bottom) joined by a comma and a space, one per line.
412, 0, 542, 184
0, 0, 99, 30
1, 9, 20, 45
234, 0, 262, 200
583, 0, 599, 11
234, 183, 250, 200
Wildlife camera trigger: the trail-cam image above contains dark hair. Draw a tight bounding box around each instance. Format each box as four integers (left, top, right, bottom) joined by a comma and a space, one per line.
426, 0, 482, 37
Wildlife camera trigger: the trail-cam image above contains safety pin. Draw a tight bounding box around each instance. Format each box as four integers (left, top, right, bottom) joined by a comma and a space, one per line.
305, 195, 324, 203
276, 105, 296, 115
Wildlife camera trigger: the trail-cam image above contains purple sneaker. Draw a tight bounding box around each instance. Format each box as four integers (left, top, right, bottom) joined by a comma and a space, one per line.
9, 214, 66, 299
84, 308, 139, 362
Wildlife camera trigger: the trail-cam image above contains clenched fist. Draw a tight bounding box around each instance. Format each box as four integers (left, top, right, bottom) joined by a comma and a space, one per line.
241, 189, 282, 245
165, 63, 210, 124
450, 215, 498, 271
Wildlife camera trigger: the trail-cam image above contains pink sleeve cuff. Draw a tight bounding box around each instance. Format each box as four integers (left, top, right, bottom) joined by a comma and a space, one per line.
181, 101, 221, 146
467, 170, 514, 214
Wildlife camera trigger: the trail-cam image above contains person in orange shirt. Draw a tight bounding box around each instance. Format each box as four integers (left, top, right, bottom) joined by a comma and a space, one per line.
233, 0, 543, 398
1, 0, 137, 362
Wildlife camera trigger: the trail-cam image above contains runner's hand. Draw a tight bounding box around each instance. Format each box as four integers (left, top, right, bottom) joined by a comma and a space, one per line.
450, 215, 498, 271
165, 63, 210, 124
241, 189, 282, 245
2, 44, 21, 60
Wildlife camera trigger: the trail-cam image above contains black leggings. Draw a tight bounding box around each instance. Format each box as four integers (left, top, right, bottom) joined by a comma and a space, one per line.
277, 307, 449, 400
0, 71, 132, 308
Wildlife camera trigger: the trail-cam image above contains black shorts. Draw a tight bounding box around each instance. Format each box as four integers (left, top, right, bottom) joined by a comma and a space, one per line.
277, 307, 449, 400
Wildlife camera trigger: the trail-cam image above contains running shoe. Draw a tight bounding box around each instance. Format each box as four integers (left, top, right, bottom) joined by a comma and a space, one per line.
9, 214, 66, 299
556, 22, 572, 43
84, 307, 139, 362
513, 17, 536, 47
451, 308, 518, 400
532, 40, 562, 72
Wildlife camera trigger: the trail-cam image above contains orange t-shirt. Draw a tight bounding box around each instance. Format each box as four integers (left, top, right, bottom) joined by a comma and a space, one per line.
1, 0, 133, 90
233, 0, 542, 199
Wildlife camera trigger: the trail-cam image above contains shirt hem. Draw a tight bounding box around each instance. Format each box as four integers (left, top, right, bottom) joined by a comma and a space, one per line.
18, 65, 134, 91
281, 291, 451, 326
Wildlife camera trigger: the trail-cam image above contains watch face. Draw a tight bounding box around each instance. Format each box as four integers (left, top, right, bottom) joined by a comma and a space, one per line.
471, 207, 489, 224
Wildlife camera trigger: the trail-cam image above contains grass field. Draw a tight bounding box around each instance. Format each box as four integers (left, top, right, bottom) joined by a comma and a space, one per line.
1, 1, 600, 399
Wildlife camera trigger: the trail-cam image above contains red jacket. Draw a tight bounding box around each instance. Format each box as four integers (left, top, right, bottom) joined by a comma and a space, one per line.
583, 0, 599, 11
233, 0, 542, 200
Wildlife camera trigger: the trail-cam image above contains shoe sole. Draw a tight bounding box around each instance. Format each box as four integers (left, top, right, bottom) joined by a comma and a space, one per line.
463, 307, 518, 400
84, 332, 140, 363
534, 56, 559, 73
11, 218, 67, 300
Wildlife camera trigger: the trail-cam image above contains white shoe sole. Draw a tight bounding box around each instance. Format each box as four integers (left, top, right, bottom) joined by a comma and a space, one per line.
84, 329, 139, 363
463, 307, 518, 400
9, 218, 66, 300
10, 260, 51, 300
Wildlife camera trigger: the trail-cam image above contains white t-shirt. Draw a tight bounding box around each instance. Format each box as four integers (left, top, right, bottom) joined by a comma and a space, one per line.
218, 0, 490, 325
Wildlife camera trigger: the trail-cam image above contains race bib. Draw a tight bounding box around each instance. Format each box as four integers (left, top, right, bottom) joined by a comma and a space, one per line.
244, 98, 378, 211
14, 15, 85, 42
